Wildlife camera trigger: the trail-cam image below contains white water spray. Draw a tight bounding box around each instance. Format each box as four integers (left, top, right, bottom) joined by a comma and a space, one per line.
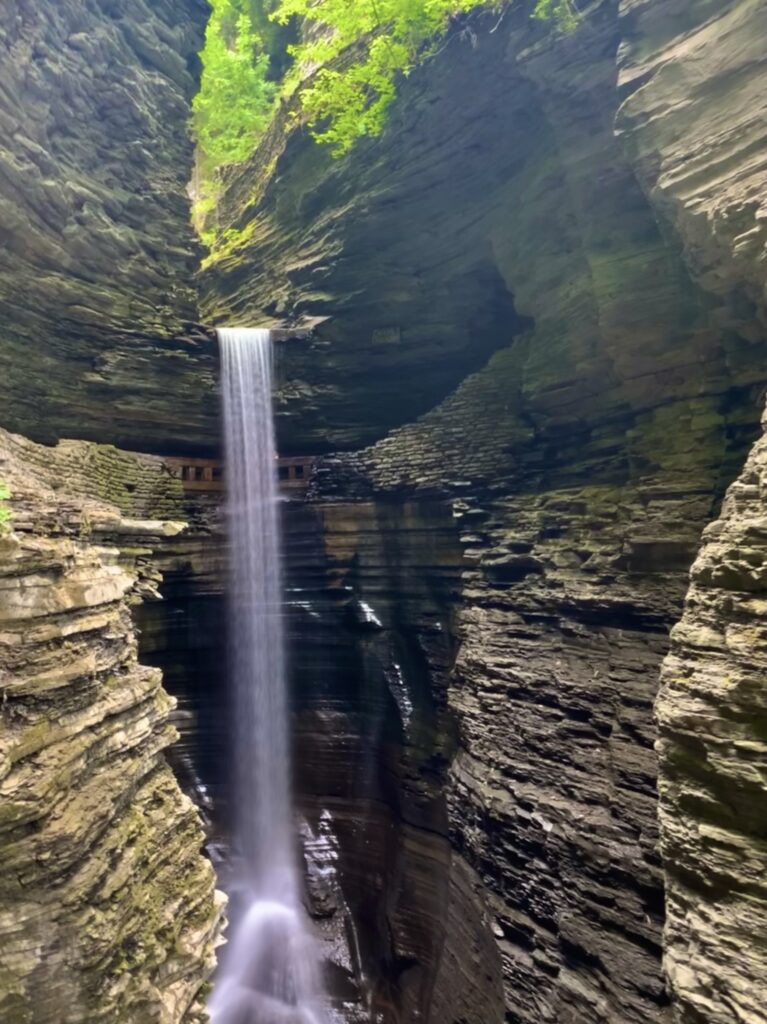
211, 328, 324, 1024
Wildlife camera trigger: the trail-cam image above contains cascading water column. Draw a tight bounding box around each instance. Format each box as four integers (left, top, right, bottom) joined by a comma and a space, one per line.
211, 327, 324, 1024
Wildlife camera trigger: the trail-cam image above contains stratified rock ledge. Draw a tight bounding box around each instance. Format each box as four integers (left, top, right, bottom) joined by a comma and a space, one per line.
657, 402, 767, 1024
0, 429, 223, 1023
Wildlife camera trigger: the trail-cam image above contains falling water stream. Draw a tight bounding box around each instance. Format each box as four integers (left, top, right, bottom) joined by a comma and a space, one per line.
211, 328, 325, 1024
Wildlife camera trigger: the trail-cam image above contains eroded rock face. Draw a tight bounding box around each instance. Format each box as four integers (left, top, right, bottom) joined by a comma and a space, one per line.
202, 1, 767, 1020
287, 500, 505, 1024
657, 403, 767, 1024
0, 429, 223, 1023
2, 0, 765, 1021
137, 495, 506, 1023
314, 444, 693, 1023
617, 0, 767, 334
204, 1, 767, 456
0, 0, 219, 454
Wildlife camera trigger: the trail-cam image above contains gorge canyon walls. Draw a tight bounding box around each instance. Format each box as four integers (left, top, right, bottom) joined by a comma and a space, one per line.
0, 3, 224, 1021
137, 495, 507, 1023
0, 430, 222, 1023
0, 0, 766, 1022
204, 0, 767, 1021
657, 404, 767, 1024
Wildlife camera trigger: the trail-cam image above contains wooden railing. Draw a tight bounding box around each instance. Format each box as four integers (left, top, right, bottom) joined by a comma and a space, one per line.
165, 456, 314, 494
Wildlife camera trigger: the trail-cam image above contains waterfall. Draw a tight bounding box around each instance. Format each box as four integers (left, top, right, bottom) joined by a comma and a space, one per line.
211, 328, 324, 1024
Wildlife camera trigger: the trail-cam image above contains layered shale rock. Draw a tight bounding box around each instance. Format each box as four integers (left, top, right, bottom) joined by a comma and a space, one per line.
0, 0, 219, 454
138, 495, 506, 1023
617, 0, 767, 334
204, 0, 767, 1021
286, 500, 505, 1024
201, 8, 537, 453
1, 0, 762, 1020
202, 1, 766, 459
314, 418, 698, 1024
0, 429, 222, 1024
657, 403, 767, 1024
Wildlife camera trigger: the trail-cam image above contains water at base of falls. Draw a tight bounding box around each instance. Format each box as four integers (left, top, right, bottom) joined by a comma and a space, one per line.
212, 327, 324, 1024
210, 900, 322, 1024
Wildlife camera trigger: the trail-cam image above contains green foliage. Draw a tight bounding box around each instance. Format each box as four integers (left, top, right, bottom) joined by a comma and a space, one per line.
271, 0, 495, 155
271, 0, 574, 155
193, 0, 277, 184
201, 218, 261, 269
0, 481, 11, 534
192, 0, 575, 230
531, 0, 577, 29
246, 0, 299, 79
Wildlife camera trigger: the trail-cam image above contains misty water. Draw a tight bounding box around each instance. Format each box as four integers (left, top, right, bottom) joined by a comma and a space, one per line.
211, 328, 324, 1024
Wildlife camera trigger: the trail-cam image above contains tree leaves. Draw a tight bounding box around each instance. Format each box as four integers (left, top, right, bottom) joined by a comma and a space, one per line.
192, 0, 573, 207
271, 0, 573, 154
0, 482, 11, 534
193, 0, 276, 171
272, 0, 500, 154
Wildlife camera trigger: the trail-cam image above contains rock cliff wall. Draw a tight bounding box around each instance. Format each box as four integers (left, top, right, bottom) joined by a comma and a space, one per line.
287, 500, 505, 1023
204, 0, 767, 1021
0, 0, 219, 454
136, 496, 506, 1023
617, 0, 767, 334
203, 0, 766, 457
1, 0, 765, 1020
657, 403, 767, 1024
0, 429, 222, 1023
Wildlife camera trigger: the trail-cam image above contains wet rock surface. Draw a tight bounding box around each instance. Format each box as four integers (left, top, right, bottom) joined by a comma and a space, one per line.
205, 2, 767, 1020
287, 500, 504, 1024
314, 461, 693, 1023
1, 0, 766, 1020
138, 495, 505, 1024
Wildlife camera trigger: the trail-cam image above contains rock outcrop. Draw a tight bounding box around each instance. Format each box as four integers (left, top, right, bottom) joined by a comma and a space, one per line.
203, 1, 766, 458
657, 403, 767, 1024
617, 0, 767, 333
314, 410, 692, 1024
0, 429, 222, 1023
288, 500, 505, 1023
2, 0, 765, 1021
0, 0, 219, 454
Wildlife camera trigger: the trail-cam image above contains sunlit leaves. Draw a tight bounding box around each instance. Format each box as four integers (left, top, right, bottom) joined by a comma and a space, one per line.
272, 0, 501, 154
0, 482, 11, 534
531, 0, 577, 29
193, 0, 574, 185
193, 0, 276, 170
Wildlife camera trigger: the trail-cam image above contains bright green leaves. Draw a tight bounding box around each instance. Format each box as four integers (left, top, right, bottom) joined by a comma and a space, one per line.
294, 37, 409, 156
531, 0, 577, 29
0, 482, 11, 534
270, 0, 575, 154
193, 0, 276, 175
272, 0, 500, 155
192, 0, 576, 227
